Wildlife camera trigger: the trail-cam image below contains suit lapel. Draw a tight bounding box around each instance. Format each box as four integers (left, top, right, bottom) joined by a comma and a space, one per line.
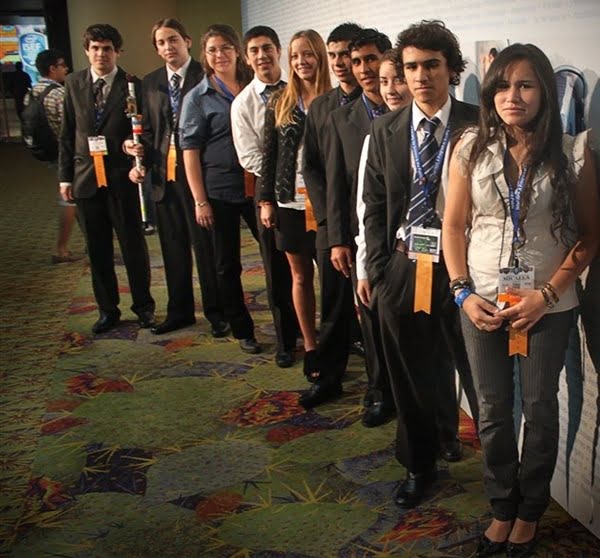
83, 71, 97, 131
156, 68, 172, 128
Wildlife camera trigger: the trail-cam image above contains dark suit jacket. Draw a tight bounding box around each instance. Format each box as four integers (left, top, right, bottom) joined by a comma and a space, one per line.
140, 59, 204, 201
325, 96, 372, 248
303, 86, 361, 250
363, 98, 479, 287
59, 67, 141, 198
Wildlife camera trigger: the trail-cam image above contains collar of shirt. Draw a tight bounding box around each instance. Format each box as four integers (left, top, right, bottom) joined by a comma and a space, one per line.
337, 85, 361, 104
90, 65, 118, 86
362, 94, 386, 114
166, 55, 192, 85
411, 95, 452, 138
251, 74, 286, 96
38, 77, 62, 87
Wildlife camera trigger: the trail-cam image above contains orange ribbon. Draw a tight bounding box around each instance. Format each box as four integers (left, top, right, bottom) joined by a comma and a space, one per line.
304, 195, 317, 232
244, 171, 256, 198
498, 293, 528, 356
167, 144, 177, 182
93, 154, 107, 188
414, 253, 434, 314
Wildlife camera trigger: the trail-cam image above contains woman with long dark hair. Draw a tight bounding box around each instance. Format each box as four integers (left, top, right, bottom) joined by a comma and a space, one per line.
443, 43, 599, 557
259, 29, 331, 378
180, 24, 260, 354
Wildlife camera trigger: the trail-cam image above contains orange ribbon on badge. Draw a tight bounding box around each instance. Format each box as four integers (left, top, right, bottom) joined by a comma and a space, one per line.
304, 195, 317, 232
167, 144, 177, 182
244, 171, 256, 198
414, 253, 434, 314
92, 153, 107, 188
498, 292, 528, 356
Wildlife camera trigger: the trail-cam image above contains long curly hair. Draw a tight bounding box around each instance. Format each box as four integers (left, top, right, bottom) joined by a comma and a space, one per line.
274, 29, 331, 128
468, 43, 573, 246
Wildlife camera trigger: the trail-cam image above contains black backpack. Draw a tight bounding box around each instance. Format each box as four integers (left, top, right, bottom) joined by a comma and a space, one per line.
21, 83, 60, 162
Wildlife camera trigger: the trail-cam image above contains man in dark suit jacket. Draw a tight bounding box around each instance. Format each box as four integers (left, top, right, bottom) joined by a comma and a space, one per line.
363, 20, 478, 508
59, 23, 154, 334
309, 28, 392, 418
128, 18, 227, 337
301, 22, 363, 409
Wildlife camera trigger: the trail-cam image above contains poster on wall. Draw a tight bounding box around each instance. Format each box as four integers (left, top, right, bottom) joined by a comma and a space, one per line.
0, 18, 48, 84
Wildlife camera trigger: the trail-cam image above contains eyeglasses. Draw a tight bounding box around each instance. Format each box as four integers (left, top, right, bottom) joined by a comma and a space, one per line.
205, 44, 235, 56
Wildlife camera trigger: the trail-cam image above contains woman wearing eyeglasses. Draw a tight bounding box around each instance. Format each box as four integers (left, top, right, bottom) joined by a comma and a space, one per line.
180, 24, 261, 355
258, 30, 331, 381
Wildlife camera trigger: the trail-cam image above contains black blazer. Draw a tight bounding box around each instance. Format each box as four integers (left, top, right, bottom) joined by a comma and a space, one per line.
325, 96, 372, 248
59, 67, 141, 198
303, 86, 361, 250
140, 59, 204, 201
260, 90, 306, 204
363, 98, 479, 287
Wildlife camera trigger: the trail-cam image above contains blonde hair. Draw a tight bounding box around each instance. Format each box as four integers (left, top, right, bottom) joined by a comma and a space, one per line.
274, 29, 331, 127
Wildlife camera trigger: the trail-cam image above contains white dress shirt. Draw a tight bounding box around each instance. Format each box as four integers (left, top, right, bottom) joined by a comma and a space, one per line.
166, 55, 192, 87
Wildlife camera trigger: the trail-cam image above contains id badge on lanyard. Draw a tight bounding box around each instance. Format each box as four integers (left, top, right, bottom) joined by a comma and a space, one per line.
88, 135, 108, 188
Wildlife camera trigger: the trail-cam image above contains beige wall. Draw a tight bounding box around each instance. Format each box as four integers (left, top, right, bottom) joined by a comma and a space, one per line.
66, 0, 242, 78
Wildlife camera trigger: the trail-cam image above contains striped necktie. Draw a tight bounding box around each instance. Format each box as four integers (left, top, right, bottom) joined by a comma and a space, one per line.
169, 73, 182, 123
93, 78, 106, 129
406, 117, 442, 234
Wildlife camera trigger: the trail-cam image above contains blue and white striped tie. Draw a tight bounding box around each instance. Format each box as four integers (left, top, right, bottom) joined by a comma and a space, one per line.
406, 117, 441, 234
169, 73, 182, 124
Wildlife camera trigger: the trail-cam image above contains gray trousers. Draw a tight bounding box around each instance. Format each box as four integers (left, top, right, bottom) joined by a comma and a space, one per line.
460, 310, 572, 521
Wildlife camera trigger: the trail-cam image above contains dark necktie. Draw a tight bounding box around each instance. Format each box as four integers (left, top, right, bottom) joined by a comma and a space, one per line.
340, 93, 351, 106
169, 73, 182, 123
260, 83, 281, 104
93, 78, 106, 127
406, 117, 442, 234
371, 104, 387, 118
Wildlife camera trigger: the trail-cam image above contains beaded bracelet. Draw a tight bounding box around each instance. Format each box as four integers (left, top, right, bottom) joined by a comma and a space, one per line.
449, 276, 473, 295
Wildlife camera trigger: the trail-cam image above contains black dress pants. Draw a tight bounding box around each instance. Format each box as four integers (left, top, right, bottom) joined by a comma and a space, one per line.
210, 197, 258, 339
76, 186, 154, 318
155, 181, 224, 325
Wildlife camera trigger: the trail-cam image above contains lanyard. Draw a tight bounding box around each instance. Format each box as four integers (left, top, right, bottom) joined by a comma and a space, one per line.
409, 120, 451, 196
213, 75, 235, 103
505, 152, 529, 246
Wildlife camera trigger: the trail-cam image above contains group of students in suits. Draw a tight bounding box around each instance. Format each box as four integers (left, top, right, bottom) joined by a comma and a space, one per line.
58, 18, 600, 558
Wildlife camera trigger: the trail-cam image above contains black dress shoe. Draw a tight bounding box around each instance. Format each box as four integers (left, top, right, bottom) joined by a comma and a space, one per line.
92, 313, 120, 334
475, 533, 507, 557
361, 402, 394, 428
151, 317, 196, 335
275, 350, 295, 368
441, 438, 463, 462
137, 310, 155, 329
239, 337, 261, 354
211, 320, 231, 338
349, 341, 365, 357
394, 469, 437, 508
506, 527, 537, 558
299, 380, 342, 409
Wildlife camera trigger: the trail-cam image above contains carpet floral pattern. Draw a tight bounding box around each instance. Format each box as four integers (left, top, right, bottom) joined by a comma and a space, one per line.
1, 144, 598, 557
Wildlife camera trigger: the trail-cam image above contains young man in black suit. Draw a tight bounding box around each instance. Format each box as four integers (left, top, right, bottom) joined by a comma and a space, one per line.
309, 29, 392, 419
128, 18, 228, 337
300, 22, 364, 409
363, 20, 479, 508
59, 23, 154, 334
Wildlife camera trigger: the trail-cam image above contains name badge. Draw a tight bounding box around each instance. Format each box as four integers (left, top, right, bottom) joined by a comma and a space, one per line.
88, 135, 108, 188
498, 265, 535, 307
88, 135, 108, 155
408, 226, 441, 263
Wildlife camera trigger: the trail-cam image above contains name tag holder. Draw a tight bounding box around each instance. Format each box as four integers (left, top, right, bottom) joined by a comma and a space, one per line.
409, 227, 441, 314
497, 265, 534, 356
88, 136, 108, 188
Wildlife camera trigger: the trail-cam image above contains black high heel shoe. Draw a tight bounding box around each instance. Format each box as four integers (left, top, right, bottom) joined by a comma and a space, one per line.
506, 522, 538, 558
475, 533, 507, 557
303, 350, 320, 383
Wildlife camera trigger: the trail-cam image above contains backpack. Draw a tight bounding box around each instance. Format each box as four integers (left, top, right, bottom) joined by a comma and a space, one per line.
21, 83, 60, 162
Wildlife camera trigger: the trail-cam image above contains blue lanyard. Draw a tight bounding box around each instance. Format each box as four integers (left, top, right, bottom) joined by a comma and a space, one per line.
213, 75, 235, 103
409, 120, 451, 196
505, 153, 529, 246
361, 93, 382, 121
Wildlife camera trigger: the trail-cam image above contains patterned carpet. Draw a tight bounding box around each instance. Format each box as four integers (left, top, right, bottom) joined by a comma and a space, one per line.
1, 142, 598, 557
